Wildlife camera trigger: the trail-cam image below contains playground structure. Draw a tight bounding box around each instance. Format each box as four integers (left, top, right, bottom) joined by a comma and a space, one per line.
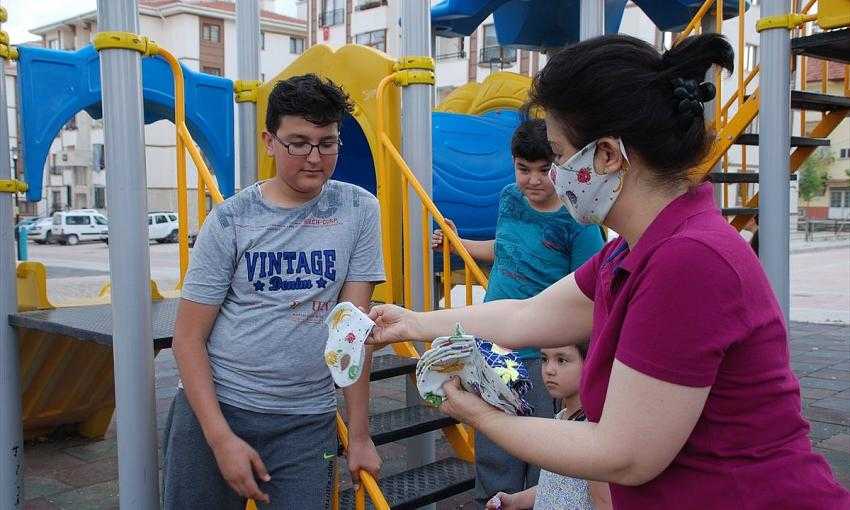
1, 0, 849, 508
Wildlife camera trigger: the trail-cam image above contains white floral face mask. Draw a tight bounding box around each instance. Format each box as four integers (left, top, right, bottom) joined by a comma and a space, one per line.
549, 139, 629, 225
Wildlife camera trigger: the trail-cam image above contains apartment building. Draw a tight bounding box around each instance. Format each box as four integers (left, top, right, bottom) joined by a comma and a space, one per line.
22, 0, 306, 225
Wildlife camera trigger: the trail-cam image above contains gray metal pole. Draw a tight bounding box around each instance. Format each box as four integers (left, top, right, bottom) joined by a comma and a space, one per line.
759, 0, 791, 322
579, 0, 604, 40
237, 0, 260, 190
96, 1, 159, 507
0, 4, 24, 504
400, 0, 435, 486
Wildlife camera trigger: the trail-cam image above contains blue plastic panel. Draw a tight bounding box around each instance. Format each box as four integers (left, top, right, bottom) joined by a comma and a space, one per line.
17, 44, 235, 202
432, 109, 521, 241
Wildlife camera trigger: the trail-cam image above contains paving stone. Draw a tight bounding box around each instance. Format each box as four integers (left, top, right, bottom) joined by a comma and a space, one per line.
23, 476, 72, 501
815, 448, 850, 488
810, 398, 850, 414
51, 457, 118, 489
792, 361, 831, 376
808, 420, 849, 441
805, 405, 850, 426
820, 434, 850, 453
801, 387, 839, 400
62, 437, 117, 463
46, 480, 119, 510
24, 498, 61, 510
809, 368, 850, 382
799, 377, 850, 391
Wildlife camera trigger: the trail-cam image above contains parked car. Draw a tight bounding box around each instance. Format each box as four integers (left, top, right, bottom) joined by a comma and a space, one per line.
51, 210, 109, 245
26, 217, 56, 244
103, 211, 180, 244
148, 212, 180, 243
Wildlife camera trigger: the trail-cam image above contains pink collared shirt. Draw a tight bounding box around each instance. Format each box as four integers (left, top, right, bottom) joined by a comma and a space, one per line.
575, 183, 849, 509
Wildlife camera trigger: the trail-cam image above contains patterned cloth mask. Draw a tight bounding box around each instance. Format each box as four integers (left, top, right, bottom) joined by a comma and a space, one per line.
549, 139, 630, 225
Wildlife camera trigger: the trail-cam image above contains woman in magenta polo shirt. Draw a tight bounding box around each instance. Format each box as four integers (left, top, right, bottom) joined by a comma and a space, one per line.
367, 33, 850, 509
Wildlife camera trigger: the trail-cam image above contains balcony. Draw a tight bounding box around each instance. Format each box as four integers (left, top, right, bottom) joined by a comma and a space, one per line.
318, 8, 345, 27
436, 50, 466, 61
479, 46, 517, 67
356, 0, 387, 10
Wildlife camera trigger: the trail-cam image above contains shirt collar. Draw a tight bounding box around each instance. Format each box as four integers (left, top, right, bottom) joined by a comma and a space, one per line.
616, 182, 717, 273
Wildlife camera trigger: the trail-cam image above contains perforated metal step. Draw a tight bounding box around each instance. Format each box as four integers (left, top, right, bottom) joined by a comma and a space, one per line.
707, 172, 797, 184
792, 29, 850, 64
735, 133, 830, 147
790, 90, 850, 112
338, 457, 474, 510
369, 354, 417, 382
369, 404, 457, 446
722, 207, 758, 216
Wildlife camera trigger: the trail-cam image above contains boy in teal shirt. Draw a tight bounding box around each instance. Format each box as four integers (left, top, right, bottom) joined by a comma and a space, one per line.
432, 118, 604, 508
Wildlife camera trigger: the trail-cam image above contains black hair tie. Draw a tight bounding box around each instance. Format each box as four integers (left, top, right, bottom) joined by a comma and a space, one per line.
671, 78, 716, 128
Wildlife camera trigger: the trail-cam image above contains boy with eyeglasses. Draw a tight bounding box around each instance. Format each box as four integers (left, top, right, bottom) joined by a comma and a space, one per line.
163, 74, 384, 509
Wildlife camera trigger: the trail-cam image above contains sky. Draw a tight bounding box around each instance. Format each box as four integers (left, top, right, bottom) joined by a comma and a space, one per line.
3, 0, 299, 45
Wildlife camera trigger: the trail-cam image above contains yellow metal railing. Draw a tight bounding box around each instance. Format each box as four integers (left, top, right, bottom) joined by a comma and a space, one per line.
677, 0, 850, 230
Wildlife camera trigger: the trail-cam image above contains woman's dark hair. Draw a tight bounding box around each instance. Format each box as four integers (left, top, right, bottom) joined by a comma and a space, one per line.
576, 342, 588, 360
265, 74, 354, 132
527, 33, 734, 182
511, 118, 554, 162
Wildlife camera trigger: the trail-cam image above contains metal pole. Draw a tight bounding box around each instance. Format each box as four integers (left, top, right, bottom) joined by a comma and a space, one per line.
237, 0, 260, 190
1, 4, 24, 504
759, 0, 791, 322
400, 0, 435, 490
579, 0, 604, 40
96, 1, 159, 507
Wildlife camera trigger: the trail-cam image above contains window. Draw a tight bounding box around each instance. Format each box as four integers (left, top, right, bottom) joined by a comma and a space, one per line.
356, 0, 387, 10
51, 191, 62, 212
65, 215, 90, 226
840, 148, 850, 159
94, 215, 107, 225
355, 30, 386, 52
47, 39, 59, 49
320, 0, 344, 26
147, 216, 153, 225
261, 73, 266, 82
73, 167, 88, 186
64, 116, 77, 131
203, 66, 222, 76
261, 31, 265, 50
93, 143, 105, 170
168, 214, 178, 222
436, 37, 465, 60
156, 215, 169, 224
480, 25, 517, 67
202, 23, 221, 43
745, 43, 759, 72
94, 187, 106, 209
830, 188, 850, 208
290, 37, 305, 54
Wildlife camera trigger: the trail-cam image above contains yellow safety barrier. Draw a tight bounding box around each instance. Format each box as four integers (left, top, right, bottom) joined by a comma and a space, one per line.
0, 178, 27, 193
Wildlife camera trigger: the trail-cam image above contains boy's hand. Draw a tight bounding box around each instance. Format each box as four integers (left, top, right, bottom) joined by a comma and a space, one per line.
431, 218, 457, 250
486, 492, 523, 509
210, 431, 271, 503
345, 436, 382, 489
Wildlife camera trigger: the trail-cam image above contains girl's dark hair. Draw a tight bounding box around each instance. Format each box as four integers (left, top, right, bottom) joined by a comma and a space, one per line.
527, 34, 734, 182
511, 118, 554, 162
265, 74, 354, 132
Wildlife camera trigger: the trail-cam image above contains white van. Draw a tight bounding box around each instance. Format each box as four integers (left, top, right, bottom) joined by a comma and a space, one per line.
51, 210, 109, 245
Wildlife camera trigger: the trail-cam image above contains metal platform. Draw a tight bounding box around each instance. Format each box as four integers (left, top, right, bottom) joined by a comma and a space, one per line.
339, 457, 475, 510
708, 172, 798, 184
8, 299, 179, 350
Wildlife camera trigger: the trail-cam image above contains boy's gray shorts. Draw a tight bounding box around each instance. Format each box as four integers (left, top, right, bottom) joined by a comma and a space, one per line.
162, 389, 338, 510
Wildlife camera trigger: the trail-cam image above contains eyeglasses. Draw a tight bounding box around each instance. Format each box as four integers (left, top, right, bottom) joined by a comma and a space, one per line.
270, 132, 342, 157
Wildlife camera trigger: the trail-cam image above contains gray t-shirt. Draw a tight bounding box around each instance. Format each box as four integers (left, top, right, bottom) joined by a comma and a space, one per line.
181, 180, 384, 414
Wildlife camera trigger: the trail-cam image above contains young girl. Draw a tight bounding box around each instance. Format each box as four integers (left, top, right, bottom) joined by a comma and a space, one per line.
485, 344, 612, 510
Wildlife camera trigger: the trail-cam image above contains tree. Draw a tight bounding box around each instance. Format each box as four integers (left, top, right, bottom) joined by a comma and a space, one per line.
798, 147, 834, 206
